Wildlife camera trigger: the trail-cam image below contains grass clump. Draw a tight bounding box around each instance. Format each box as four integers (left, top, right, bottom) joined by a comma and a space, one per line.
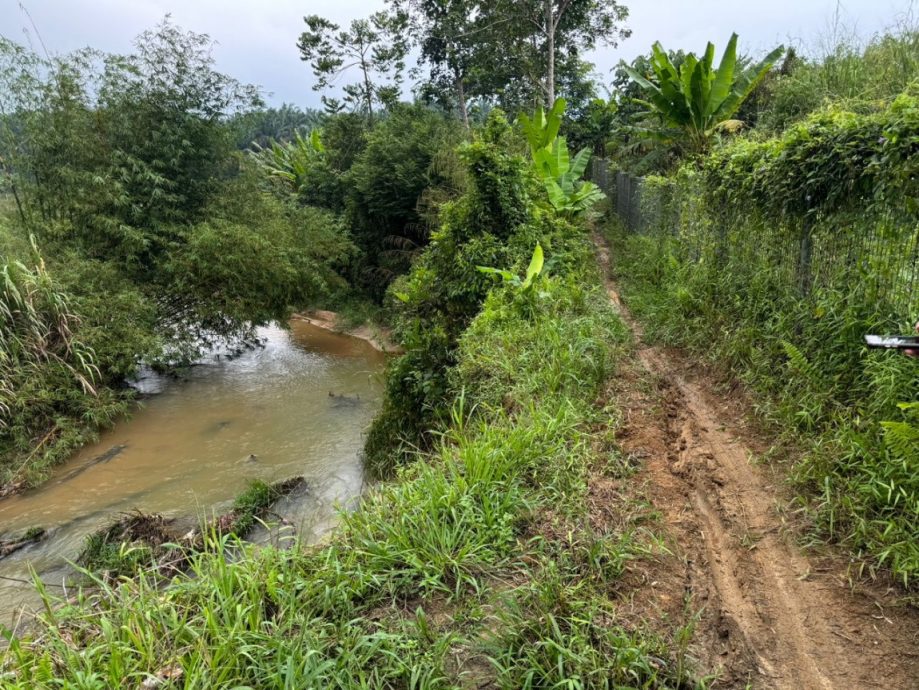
486, 564, 677, 689
0, 241, 132, 491
78, 512, 174, 579
224, 478, 305, 536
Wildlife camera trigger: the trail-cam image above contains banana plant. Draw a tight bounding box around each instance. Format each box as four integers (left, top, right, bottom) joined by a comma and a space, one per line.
477, 242, 544, 291
249, 129, 325, 192
519, 98, 566, 160
625, 34, 784, 151
518, 98, 605, 216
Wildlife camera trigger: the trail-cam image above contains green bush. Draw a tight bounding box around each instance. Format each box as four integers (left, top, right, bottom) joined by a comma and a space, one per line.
749, 29, 919, 132
363, 111, 588, 475
344, 104, 464, 297
0, 244, 131, 489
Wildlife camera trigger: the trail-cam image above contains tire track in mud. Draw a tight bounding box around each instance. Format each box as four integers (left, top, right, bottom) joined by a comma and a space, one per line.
595, 236, 919, 689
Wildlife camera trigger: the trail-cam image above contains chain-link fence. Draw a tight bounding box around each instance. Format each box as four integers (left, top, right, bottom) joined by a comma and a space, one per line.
591, 158, 919, 321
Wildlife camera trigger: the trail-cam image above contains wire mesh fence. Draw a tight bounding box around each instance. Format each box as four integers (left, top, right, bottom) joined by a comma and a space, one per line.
590, 157, 919, 323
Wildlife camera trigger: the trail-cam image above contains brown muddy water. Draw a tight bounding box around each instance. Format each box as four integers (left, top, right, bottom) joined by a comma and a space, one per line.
0, 320, 386, 625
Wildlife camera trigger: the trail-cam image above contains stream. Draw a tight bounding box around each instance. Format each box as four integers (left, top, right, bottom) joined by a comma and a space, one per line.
0, 319, 386, 626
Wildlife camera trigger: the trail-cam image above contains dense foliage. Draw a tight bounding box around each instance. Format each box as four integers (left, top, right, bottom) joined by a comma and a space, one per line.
228, 104, 324, 149
0, 98, 703, 686
343, 105, 464, 296
745, 28, 919, 133
608, 92, 919, 584
0, 23, 353, 487
364, 110, 596, 473
0, 242, 129, 489
593, 24, 919, 177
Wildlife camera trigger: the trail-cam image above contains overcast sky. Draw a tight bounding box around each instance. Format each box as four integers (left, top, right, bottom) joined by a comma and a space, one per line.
1, 1, 914, 106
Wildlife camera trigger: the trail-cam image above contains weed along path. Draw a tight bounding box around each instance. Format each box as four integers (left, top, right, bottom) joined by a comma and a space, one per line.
594, 235, 919, 689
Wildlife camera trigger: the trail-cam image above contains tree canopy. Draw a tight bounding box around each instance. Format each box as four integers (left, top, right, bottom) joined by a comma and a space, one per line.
298, 11, 410, 117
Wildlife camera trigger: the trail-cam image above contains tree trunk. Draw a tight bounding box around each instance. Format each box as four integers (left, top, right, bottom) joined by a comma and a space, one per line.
9, 180, 26, 226
361, 63, 374, 120
1, 159, 27, 225
359, 40, 374, 121
545, 0, 555, 106
456, 73, 469, 129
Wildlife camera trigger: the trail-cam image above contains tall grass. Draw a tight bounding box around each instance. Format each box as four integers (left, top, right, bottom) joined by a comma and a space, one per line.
1, 241, 698, 688
751, 6, 919, 131
0, 239, 128, 490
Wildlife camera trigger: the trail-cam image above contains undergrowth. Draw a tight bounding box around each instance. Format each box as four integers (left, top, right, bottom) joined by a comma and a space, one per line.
605, 94, 919, 587
0, 240, 131, 491
0, 241, 699, 688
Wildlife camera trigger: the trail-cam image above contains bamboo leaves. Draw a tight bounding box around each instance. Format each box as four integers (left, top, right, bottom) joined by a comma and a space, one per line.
0, 240, 100, 431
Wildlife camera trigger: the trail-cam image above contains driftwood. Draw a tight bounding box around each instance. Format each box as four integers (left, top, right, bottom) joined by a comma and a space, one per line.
0, 528, 46, 559
60, 444, 127, 482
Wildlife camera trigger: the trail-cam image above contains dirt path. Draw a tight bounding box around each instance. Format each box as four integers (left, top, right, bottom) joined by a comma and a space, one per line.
595, 236, 919, 689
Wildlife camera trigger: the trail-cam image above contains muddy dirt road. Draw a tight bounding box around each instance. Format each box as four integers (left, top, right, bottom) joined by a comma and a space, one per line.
595, 236, 919, 689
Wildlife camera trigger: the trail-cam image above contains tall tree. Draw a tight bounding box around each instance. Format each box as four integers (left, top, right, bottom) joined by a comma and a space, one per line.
391, 0, 478, 128
297, 11, 409, 119
396, 0, 630, 114
483, 0, 630, 107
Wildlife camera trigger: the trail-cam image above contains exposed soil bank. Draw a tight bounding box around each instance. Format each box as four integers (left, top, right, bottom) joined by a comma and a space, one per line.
294, 310, 403, 354
595, 234, 919, 689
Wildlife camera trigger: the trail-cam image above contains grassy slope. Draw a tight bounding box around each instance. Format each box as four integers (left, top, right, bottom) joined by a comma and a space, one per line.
1, 238, 697, 688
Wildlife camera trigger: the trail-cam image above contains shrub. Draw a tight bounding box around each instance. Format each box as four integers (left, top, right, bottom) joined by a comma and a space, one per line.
363, 111, 587, 475
344, 104, 464, 297
0, 243, 130, 488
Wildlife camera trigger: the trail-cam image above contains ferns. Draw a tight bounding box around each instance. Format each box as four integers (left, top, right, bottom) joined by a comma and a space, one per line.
882, 403, 919, 466
780, 339, 819, 383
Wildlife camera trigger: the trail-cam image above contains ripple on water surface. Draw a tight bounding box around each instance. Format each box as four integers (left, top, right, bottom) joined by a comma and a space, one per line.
0, 320, 386, 619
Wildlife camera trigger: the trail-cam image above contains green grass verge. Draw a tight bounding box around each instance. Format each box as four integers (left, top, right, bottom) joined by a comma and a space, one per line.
1, 249, 699, 688
606, 222, 919, 589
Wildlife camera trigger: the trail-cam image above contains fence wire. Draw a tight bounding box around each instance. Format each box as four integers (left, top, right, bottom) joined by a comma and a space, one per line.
591, 158, 919, 322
